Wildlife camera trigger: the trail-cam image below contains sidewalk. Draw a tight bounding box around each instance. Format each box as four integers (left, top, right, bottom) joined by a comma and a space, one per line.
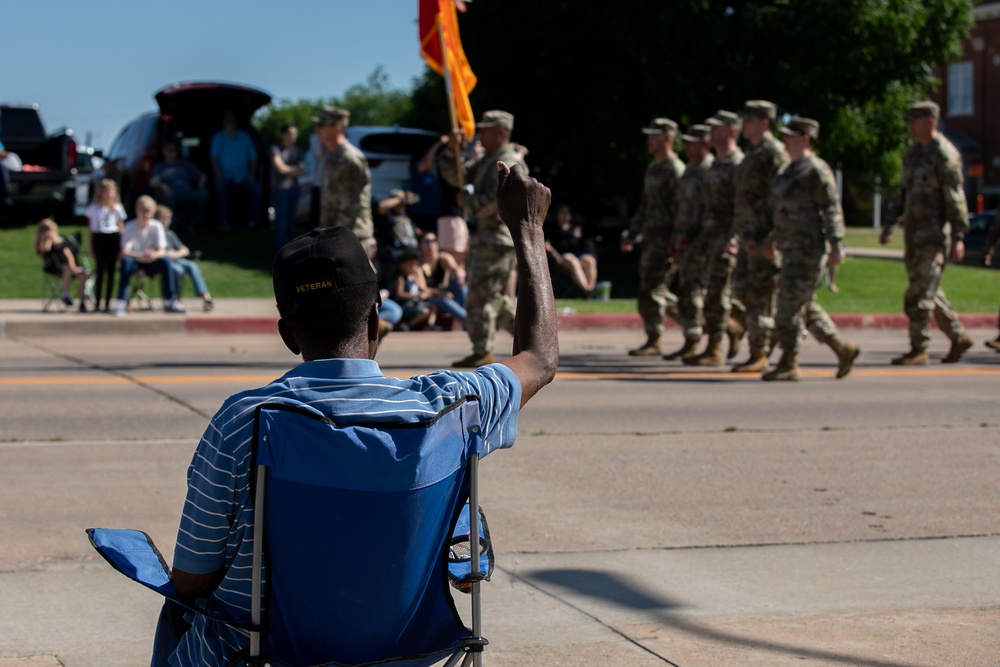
1, 297, 996, 338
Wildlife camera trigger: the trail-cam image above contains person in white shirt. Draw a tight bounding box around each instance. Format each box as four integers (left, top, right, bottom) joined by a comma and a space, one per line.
114, 195, 185, 315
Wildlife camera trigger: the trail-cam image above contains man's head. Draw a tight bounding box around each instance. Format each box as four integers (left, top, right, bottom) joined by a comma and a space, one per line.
135, 195, 157, 223
740, 100, 777, 144
706, 110, 742, 147
222, 110, 238, 134
642, 118, 677, 156
156, 205, 174, 228
313, 106, 350, 150
778, 117, 819, 157
681, 124, 711, 161
161, 142, 180, 163
280, 124, 299, 147
476, 110, 513, 153
273, 227, 380, 360
906, 100, 939, 143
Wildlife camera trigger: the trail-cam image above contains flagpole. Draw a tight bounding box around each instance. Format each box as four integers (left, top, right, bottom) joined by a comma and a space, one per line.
438, 14, 465, 188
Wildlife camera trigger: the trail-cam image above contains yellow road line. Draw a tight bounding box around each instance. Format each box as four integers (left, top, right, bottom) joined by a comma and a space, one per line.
1, 366, 999, 387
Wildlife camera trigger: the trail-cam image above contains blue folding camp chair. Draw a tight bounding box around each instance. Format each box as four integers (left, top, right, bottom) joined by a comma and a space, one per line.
88, 397, 494, 667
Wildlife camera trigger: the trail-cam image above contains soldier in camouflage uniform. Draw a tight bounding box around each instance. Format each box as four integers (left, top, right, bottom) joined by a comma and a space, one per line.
621, 118, 685, 356
732, 100, 789, 373
880, 101, 973, 365
438, 110, 527, 367
983, 210, 1000, 352
760, 118, 859, 381
685, 110, 746, 366
666, 124, 714, 361
315, 106, 374, 252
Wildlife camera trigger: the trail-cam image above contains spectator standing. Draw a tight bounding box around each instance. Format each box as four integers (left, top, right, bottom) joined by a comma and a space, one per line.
437, 110, 527, 367
158, 205, 214, 312
210, 110, 261, 231
880, 100, 973, 364
149, 142, 208, 231
314, 106, 374, 252
114, 195, 185, 315
0, 109, 10, 208
86, 178, 127, 313
620, 118, 685, 356
271, 124, 305, 250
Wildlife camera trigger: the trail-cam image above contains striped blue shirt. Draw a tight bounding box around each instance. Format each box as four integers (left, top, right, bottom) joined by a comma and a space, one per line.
168, 358, 520, 666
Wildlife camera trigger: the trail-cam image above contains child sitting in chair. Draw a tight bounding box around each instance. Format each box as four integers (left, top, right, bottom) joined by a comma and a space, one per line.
36, 218, 90, 311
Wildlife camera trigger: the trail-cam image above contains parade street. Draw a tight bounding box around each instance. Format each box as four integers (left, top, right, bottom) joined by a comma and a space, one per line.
1, 325, 998, 666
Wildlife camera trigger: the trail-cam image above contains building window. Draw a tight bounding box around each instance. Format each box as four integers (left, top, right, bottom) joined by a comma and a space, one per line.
947, 61, 973, 117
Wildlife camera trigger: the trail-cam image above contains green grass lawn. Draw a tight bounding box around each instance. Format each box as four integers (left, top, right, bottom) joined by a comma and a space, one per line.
3, 223, 997, 313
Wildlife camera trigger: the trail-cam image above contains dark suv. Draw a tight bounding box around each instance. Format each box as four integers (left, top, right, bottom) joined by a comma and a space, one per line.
101, 82, 272, 224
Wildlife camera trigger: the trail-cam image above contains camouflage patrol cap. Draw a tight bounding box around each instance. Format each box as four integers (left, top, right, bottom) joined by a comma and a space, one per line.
778, 117, 820, 140
681, 124, 711, 142
906, 100, 940, 120
476, 110, 514, 131
312, 106, 350, 126
705, 110, 742, 128
642, 118, 678, 135
741, 100, 777, 121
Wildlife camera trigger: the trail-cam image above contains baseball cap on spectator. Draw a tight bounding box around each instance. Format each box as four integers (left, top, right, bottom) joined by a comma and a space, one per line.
273, 227, 378, 307
741, 100, 777, 121
476, 110, 514, 131
642, 118, 678, 134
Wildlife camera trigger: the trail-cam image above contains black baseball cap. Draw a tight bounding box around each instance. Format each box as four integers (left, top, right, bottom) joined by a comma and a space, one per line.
273, 227, 378, 307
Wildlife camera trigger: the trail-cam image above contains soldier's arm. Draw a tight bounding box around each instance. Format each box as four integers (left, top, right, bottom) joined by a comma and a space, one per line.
942, 155, 969, 241
333, 160, 366, 228
813, 164, 845, 256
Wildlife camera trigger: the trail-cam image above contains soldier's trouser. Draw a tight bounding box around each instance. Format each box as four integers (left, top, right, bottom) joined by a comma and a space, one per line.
775, 252, 840, 354
703, 237, 738, 338
678, 238, 711, 342
734, 245, 778, 352
466, 244, 516, 355
637, 243, 680, 338
903, 242, 965, 350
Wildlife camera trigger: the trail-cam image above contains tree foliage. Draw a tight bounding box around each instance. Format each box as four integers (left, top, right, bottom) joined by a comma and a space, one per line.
406, 0, 973, 224
253, 66, 415, 146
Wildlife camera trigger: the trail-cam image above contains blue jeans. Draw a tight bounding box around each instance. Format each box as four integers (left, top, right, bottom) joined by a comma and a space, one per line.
171, 258, 209, 297
379, 298, 403, 325
273, 187, 300, 250
215, 178, 261, 228
430, 295, 467, 321
117, 257, 178, 301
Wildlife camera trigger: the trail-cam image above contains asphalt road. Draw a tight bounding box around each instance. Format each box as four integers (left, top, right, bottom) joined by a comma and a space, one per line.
1, 328, 998, 666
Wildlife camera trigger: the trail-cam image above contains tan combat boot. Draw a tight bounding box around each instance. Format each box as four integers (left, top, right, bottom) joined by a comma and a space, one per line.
761, 350, 799, 381
663, 338, 699, 361
685, 336, 725, 367
452, 351, 496, 368
828, 337, 860, 379
985, 336, 1000, 352
731, 348, 770, 373
726, 318, 745, 360
629, 336, 663, 356
891, 348, 929, 366
941, 333, 973, 363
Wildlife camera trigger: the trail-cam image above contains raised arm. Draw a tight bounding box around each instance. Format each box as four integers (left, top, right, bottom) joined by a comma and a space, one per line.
496, 162, 558, 407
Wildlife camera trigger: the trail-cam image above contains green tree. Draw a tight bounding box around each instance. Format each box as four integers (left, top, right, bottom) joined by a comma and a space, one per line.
408, 0, 972, 225
253, 66, 416, 147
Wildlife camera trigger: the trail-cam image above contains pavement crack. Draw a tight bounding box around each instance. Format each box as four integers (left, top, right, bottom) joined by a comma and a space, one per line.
12, 338, 212, 420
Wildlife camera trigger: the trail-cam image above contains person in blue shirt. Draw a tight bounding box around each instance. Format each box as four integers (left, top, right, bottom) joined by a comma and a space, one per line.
149, 142, 208, 231
150, 162, 558, 666
210, 110, 261, 231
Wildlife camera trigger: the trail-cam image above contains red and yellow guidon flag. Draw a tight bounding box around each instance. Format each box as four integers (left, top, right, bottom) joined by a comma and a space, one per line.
419, 0, 478, 140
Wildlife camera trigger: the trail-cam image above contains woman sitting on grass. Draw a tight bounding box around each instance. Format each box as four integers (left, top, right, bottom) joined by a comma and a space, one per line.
36, 218, 90, 311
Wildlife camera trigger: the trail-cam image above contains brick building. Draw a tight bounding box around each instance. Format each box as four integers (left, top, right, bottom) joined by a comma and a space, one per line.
934, 1, 1000, 208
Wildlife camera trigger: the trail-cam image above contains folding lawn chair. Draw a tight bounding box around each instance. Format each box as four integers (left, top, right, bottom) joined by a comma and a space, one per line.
88, 397, 494, 667
41, 232, 95, 312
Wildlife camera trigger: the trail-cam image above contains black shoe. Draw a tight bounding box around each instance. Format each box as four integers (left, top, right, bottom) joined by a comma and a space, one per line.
60, 293, 73, 306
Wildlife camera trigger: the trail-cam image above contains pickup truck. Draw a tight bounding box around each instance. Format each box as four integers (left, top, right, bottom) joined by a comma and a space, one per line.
0, 104, 78, 222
